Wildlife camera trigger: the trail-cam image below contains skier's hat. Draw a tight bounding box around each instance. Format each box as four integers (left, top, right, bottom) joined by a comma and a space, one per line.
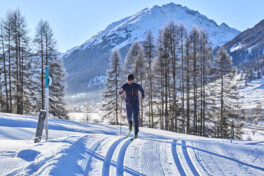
128, 74, 134, 81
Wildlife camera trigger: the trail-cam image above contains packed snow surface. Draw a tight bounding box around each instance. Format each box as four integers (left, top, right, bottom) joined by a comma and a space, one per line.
0, 113, 263, 176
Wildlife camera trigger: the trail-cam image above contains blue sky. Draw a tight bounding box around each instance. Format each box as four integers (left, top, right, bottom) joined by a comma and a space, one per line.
0, 0, 263, 53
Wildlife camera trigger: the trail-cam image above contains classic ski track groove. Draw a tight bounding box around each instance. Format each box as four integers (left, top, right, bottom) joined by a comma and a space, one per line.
102, 137, 124, 176
181, 140, 200, 176
171, 139, 186, 176
116, 138, 132, 176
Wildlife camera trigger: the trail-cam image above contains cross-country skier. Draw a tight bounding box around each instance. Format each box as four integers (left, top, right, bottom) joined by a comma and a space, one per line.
120, 74, 145, 139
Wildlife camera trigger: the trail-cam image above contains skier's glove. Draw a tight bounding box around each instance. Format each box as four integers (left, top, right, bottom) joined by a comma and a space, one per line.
119, 87, 124, 95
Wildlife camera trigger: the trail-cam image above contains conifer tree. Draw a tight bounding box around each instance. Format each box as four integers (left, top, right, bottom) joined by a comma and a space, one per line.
214, 47, 242, 138
35, 20, 68, 118
189, 26, 200, 134
143, 29, 156, 128
124, 41, 140, 76
49, 57, 68, 119
103, 49, 122, 124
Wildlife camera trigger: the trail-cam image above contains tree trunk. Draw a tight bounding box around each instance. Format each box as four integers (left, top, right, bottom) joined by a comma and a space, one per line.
0, 28, 9, 112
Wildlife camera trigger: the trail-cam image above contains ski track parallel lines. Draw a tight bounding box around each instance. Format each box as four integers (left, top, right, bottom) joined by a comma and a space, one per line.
116, 139, 132, 176
182, 140, 200, 176
102, 137, 124, 176
171, 139, 186, 176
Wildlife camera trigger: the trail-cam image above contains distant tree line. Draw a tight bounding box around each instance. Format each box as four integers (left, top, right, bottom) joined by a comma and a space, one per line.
239, 55, 264, 85
103, 20, 244, 139
0, 9, 67, 119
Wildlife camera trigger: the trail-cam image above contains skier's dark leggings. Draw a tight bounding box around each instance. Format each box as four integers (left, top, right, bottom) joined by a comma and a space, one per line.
126, 102, 139, 135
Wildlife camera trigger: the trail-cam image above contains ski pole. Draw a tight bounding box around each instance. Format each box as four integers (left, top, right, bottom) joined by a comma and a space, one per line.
120, 96, 122, 136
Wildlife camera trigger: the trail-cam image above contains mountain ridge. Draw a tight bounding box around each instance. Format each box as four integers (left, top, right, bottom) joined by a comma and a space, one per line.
223, 19, 264, 65
63, 2, 240, 94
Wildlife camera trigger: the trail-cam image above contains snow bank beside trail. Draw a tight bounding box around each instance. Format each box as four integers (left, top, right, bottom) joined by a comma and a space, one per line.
0, 112, 121, 141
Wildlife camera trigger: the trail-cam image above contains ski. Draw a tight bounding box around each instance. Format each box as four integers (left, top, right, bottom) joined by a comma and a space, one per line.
131, 137, 137, 141
125, 129, 132, 138
131, 135, 138, 141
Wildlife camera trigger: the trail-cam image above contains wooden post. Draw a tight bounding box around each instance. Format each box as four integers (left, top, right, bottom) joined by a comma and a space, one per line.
35, 110, 46, 143
45, 66, 50, 141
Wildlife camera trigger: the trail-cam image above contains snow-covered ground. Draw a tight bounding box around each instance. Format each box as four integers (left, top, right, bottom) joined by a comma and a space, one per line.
0, 113, 263, 175
240, 76, 264, 109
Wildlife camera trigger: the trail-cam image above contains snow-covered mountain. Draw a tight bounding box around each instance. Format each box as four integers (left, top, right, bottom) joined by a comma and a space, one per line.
63, 2, 240, 94
223, 19, 264, 66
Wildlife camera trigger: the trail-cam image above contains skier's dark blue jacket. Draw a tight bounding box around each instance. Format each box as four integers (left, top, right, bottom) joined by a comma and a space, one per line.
120, 83, 144, 102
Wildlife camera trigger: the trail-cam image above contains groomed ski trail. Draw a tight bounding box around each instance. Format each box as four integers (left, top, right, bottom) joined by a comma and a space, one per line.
171, 139, 186, 176
116, 139, 132, 176
171, 139, 201, 176
4, 130, 264, 176
194, 140, 264, 175
181, 140, 200, 176
124, 138, 180, 176
102, 137, 124, 176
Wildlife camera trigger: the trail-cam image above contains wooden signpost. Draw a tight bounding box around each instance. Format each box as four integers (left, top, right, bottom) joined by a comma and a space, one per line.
35, 66, 51, 143
35, 110, 46, 143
